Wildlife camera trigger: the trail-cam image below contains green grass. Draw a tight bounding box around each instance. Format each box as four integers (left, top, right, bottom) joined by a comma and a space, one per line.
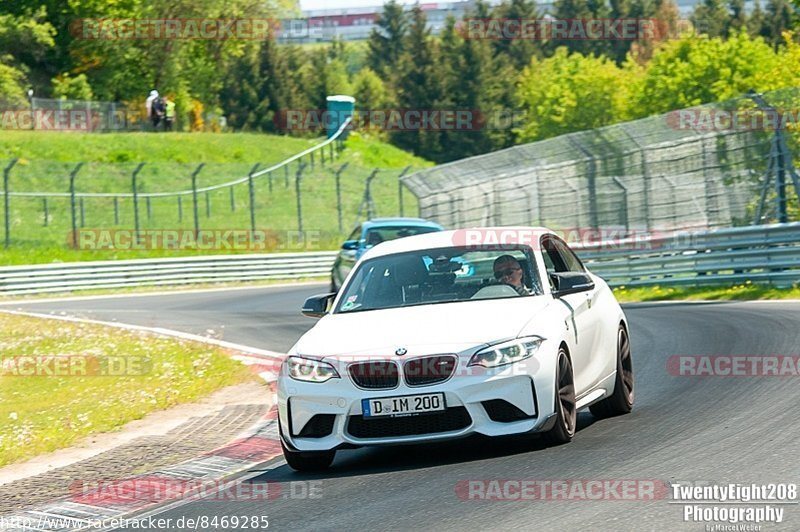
0, 312, 257, 466
0, 130, 432, 265
613, 282, 800, 302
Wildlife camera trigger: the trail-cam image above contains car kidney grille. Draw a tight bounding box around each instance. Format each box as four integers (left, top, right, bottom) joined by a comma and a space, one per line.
349, 361, 400, 389
347, 407, 471, 438
404, 355, 457, 386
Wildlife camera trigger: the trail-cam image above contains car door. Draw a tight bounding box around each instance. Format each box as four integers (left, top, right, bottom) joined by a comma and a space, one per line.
541, 235, 601, 396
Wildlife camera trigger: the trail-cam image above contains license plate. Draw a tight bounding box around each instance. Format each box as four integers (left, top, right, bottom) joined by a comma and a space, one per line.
362, 392, 446, 418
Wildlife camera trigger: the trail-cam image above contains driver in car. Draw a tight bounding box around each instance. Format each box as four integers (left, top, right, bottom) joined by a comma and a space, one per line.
493, 255, 531, 296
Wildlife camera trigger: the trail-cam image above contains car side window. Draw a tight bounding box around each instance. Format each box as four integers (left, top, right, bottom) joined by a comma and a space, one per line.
347, 226, 361, 242
541, 244, 557, 274
545, 236, 585, 273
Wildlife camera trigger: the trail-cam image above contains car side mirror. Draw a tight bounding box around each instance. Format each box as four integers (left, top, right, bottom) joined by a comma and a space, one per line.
341, 240, 359, 251
302, 293, 336, 318
551, 272, 595, 297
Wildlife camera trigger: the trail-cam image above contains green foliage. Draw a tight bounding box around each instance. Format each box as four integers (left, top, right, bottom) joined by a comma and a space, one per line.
366, 0, 407, 78
352, 68, 389, 110
631, 31, 779, 115
761, 0, 797, 45
516, 48, 627, 142
51, 73, 93, 100
3, 0, 800, 166
0, 8, 55, 102
492, 0, 542, 69
392, 6, 442, 157
691, 0, 732, 37
0, 63, 28, 104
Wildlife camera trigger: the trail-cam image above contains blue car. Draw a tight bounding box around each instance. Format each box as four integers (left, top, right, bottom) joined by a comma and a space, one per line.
330, 218, 444, 292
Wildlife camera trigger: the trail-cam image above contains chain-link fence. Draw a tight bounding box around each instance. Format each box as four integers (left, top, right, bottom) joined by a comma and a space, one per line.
0, 156, 419, 252
402, 88, 800, 235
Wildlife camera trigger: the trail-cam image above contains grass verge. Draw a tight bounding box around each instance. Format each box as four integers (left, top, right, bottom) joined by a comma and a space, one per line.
0, 130, 432, 265
0, 313, 257, 467
613, 282, 800, 302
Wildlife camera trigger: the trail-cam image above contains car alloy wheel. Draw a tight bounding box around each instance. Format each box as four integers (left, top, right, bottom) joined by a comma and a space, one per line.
542, 347, 576, 445
590, 324, 634, 418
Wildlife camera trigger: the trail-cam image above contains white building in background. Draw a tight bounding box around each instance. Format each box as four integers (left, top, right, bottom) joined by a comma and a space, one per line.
278, 0, 759, 44
278, 1, 502, 43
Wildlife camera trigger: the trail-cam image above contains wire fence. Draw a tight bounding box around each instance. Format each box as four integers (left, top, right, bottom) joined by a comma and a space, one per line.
0, 119, 424, 252
401, 88, 800, 236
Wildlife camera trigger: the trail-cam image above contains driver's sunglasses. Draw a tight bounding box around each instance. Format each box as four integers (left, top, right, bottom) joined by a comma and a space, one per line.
493, 267, 521, 280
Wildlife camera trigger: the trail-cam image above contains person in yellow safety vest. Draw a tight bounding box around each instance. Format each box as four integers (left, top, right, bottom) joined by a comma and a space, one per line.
164, 97, 176, 131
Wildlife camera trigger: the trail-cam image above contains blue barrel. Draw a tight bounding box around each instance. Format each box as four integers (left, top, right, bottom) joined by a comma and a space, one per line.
326, 95, 355, 139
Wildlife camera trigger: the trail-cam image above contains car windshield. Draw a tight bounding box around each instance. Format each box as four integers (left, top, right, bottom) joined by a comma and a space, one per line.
364, 225, 440, 247
335, 246, 542, 313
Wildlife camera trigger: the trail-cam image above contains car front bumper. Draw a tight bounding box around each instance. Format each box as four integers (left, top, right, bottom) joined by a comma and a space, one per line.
277, 355, 558, 452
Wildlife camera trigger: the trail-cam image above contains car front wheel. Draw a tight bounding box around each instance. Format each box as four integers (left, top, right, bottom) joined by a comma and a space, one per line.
541, 347, 576, 445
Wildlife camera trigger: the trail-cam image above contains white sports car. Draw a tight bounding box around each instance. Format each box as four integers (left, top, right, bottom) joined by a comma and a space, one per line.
278, 227, 634, 471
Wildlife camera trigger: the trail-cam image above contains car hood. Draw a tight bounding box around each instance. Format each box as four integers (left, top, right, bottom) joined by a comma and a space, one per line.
292, 296, 553, 357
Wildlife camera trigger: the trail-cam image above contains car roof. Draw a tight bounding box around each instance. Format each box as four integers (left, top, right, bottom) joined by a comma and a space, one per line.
360, 218, 443, 230
360, 226, 555, 260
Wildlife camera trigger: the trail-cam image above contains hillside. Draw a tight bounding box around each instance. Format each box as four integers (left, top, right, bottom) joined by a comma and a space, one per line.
0, 131, 433, 265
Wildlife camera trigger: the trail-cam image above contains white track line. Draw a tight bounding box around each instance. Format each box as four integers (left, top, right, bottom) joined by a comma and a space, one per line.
0, 309, 286, 363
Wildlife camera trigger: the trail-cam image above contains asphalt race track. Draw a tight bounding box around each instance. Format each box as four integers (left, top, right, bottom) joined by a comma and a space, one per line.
5, 287, 800, 530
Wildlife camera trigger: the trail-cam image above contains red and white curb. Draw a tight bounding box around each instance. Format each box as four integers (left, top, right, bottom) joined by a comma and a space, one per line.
0, 310, 288, 532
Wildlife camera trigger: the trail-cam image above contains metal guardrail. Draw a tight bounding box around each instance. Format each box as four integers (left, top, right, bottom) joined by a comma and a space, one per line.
0, 252, 337, 295
576, 222, 800, 288
1, 223, 797, 296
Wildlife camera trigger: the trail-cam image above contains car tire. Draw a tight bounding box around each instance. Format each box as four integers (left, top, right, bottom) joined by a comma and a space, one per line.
281, 439, 336, 472
541, 347, 576, 445
589, 324, 634, 419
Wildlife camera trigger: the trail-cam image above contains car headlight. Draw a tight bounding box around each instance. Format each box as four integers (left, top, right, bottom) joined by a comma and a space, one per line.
468, 336, 545, 368
286, 356, 340, 383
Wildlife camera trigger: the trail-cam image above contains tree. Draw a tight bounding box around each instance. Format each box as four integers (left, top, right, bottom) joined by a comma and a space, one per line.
0, 63, 28, 105
366, 0, 407, 78
51, 73, 93, 100
516, 48, 627, 142
632, 31, 779, 115
690, 0, 731, 37
728, 0, 749, 34
629, 0, 682, 64
0, 8, 55, 101
761, 0, 796, 46
352, 68, 389, 112
393, 6, 443, 159
749, 0, 767, 36
491, 0, 542, 69
219, 45, 261, 130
